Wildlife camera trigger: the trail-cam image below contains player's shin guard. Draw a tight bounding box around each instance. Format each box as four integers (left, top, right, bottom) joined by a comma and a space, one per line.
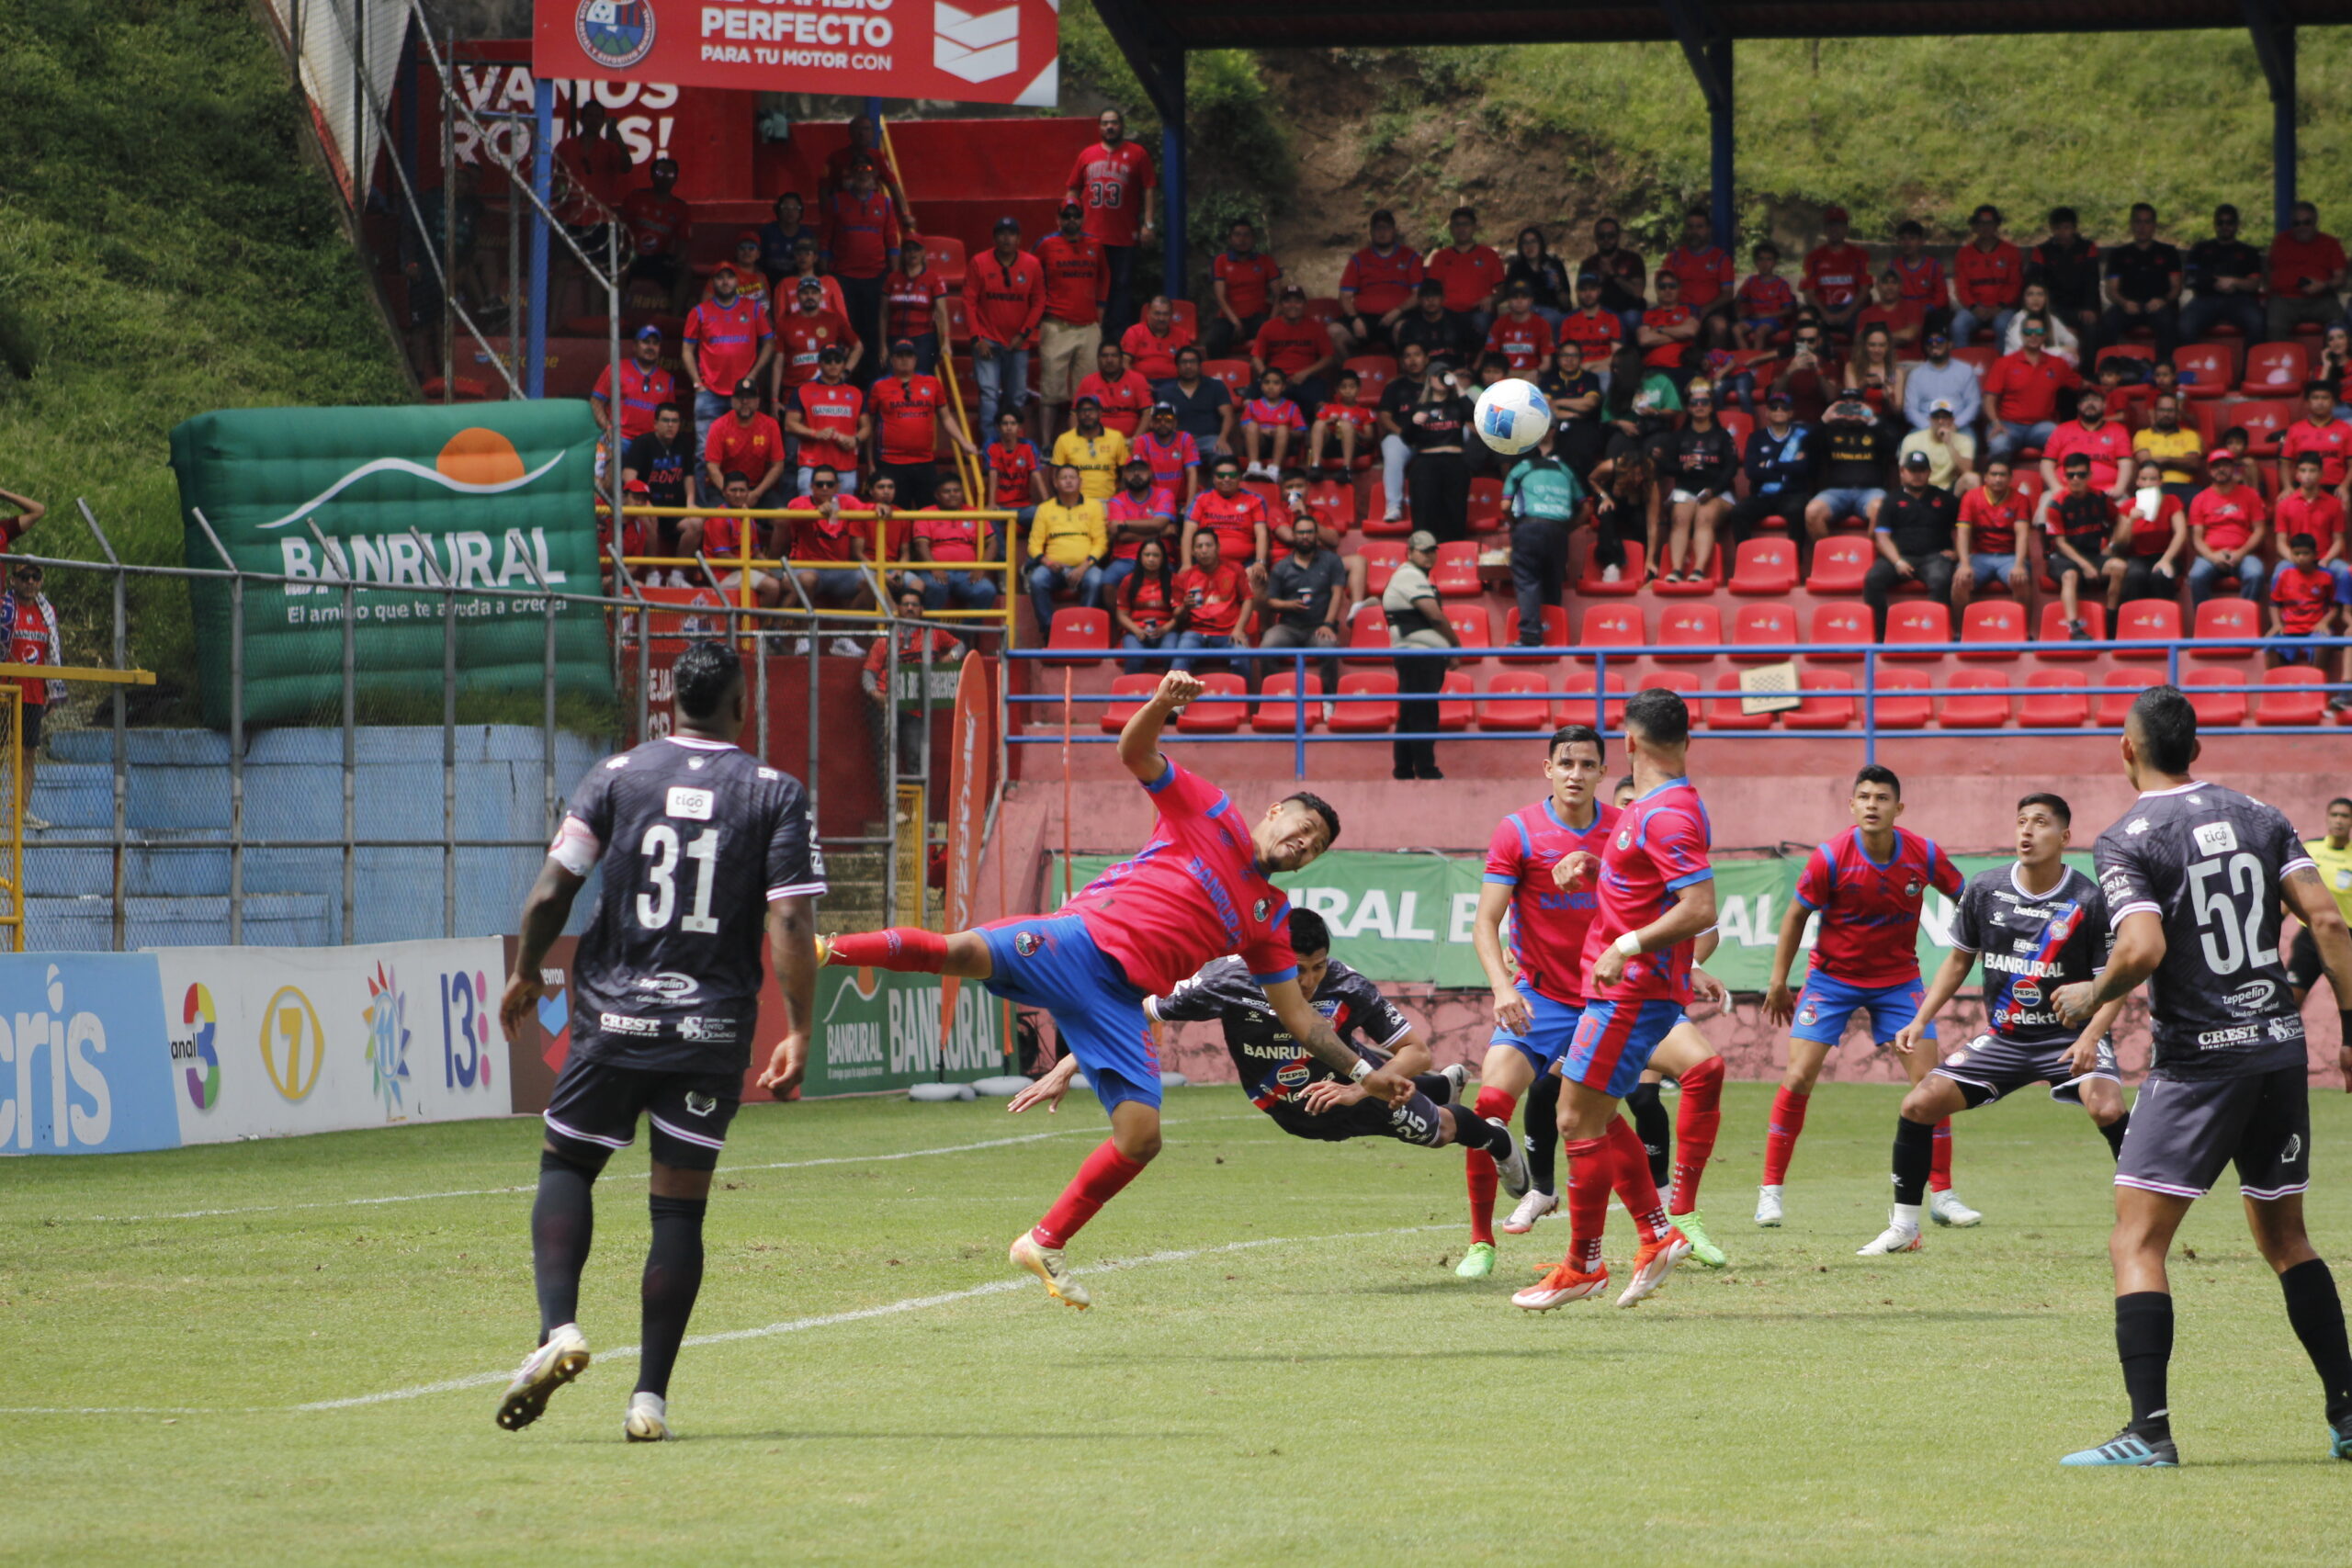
1523, 1072, 1561, 1195
1928, 1118, 1954, 1193
1562, 1136, 1612, 1271
1605, 1117, 1670, 1245
2279, 1259, 2352, 1424
2100, 1111, 2131, 1160
825, 927, 948, 973
1033, 1139, 1148, 1249
1891, 1115, 1935, 1209
532, 1148, 601, 1338
1669, 1055, 1723, 1213
1761, 1086, 1809, 1186
637, 1195, 707, 1399
1626, 1081, 1671, 1189
2116, 1291, 2175, 1440
1465, 1088, 1517, 1246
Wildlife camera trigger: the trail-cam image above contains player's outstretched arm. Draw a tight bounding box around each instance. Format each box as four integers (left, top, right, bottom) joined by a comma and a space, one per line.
500, 857, 587, 1043
2280, 865, 2352, 1089
1263, 976, 1414, 1105
1589, 879, 1719, 992
1470, 882, 1530, 1036
2054, 911, 2164, 1028
757, 895, 819, 1094
1382, 1028, 1434, 1083
1762, 894, 1811, 1027
1895, 946, 1975, 1057
1116, 670, 1203, 782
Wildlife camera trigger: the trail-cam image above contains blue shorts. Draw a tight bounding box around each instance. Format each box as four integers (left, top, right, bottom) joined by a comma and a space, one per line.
978, 914, 1162, 1112
1791, 972, 1933, 1047
1490, 981, 1584, 1075
1563, 998, 1686, 1099
1971, 552, 2020, 588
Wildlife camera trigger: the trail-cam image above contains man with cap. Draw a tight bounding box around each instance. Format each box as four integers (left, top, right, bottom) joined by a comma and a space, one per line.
702, 378, 786, 507
1074, 338, 1155, 440
1133, 401, 1203, 512
622, 400, 696, 559
617, 156, 692, 309
1209, 217, 1282, 361
1897, 400, 1979, 494
1122, 295, 1195, 385
593, 324, 678, 445
1728, 389, 1815, 542
1063, 108, 1158, 338
786, 345, 867, 498
2186, 448, 2269, 605
963, 218, 1045, 436
1155, 345, 1234, 459
771, 274, 862, 407
1577, 216, 1648, 338
1036, 201, 1110, 445
704, 228, 771, 312
1253, 285, 1339, 412
1901, 327, 1982, 433
1804, 206, 1871, 338
1338, 209, 1425, 353
868, 339, 972, 512
1983, 319, 2081, 462
1556, 272, 1626, 363
681, 261, 775, 434
1864, 448, 1963, 636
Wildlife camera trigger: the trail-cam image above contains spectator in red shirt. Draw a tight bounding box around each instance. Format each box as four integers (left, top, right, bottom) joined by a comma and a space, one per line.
1170, 527, 1250, 672
1558, 272, 1625, 360
1075, 338, 1155, 438
776, 233, 849, 321
1209, 217, 1281, 360
780, 467, 876, 625
2188, 449, 2268, 604
1252, 285, 1339, 411
1121, 296, 1193, 384
885, 243, 951, 376
868, 340, 975, 509
1426, 206, 1507, 342
1182, 455, 1273, 570
2276, 454, 2348, 569
2269, 200, 2347, 341
684, 472, 784, 608
1063, 108, 1158, 337
2109, 475, 2191, 606
616, 156, 691, 308
2278, 380, 2352, 502
1307, 368, 1375, 473
1638, 270, 1699, 376
552, 101, 629, 318
1804, 206, 1872, 336
822, 157, 902, 376
1035, 202, 1109, 444
785, 345, 866, 494
1662, 207, 1736, 348
1889, 220, 1948, 324
1984, 321, 2081, 462
681, 265, 774, 430
1733, 243, 1795, 349
704, 230, 771, 314
963, 217, 1044, 434
1338, 209, 1423, 353
592, 325, 677, 444
911, 474, 1001, 636
985, 409, 1048, 523
1578, 215, 1647, 336
2267, 532, 2344, 667
702, 380, 786, 505
1132, 402, 1203, 510
1950, 204, 2025, 348
1952, 455, 2031, 610
2041, 387, 2135, 501
770, 276, 862, 402
1240, 367, 1308, 479
1484, 281, 1555, 372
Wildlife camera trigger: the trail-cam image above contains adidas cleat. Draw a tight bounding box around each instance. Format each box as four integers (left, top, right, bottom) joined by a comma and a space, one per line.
496, 1323, 589, 1431
1930, 1190, 1983, 1228
1501, 1190, 1559, 1235
1490, 1121, 1533, 1199
1439, 1063, 1470, 1100
1454, 1241, 1497, 1279
2060, 1428, 2177, 1467
813, 932, 837, 966
1754, 1185, 1784, 1228
1616, 1231, 1692, 1307
623, 1391, 671, 1443
1668, 1209, 1725, 1268
1010, 1233, 1091, 1309
1512, 1262, 1609, 1311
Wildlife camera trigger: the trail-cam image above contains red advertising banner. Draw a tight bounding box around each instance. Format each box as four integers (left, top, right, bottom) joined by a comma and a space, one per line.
533, 0, 1061, 106
935, 649, 996, 1043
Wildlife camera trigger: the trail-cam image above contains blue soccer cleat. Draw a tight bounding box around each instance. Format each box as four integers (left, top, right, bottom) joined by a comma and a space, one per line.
2060, 1427, 2178, 1467
2331, 1413, 2352, 1461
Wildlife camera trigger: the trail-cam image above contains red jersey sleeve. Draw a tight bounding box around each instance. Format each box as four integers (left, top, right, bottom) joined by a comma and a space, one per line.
1239, 904, 1298, 986
1928, 840, 1964, 899
1648, 805, 1713, 891
1143, 756, 1219, 818
1793, 842, 1836, 909
1484, 814, 1526, 884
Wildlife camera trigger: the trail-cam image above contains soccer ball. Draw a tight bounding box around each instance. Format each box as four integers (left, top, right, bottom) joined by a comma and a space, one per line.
1473, 378, 1552, 456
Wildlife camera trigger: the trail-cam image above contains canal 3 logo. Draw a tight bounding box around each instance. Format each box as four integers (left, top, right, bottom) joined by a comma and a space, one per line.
439, 970, 497, 1094
0, 965, 117, 1150
363, 964, 413, 1111
172, 983, 220, 1111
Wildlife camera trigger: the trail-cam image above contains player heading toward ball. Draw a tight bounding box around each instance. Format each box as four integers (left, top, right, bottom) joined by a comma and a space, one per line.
2053, 686, 2352, 1468
1856, 793, 2132, 1257
819, 669, 1400, 1308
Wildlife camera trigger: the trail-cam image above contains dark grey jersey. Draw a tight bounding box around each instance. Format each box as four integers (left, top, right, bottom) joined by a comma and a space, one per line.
2093, 780, 2314, 1078
557, 735, 824, 1072
1148, 955, 1414, 1105
1949, 864, 2110, 1048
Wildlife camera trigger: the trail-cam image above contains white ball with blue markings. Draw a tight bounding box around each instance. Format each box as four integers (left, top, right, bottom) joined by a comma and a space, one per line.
1472, 378, 1552, 456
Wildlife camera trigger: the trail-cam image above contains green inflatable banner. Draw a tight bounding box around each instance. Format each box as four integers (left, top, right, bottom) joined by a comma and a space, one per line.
170, 402, 613, 727
807, 965, 1012, 1096
1052, 850, 2094, 994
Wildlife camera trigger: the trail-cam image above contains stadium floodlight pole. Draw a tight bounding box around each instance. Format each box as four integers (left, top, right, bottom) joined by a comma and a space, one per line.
308, 520, 357, 942
190, 508, 246, 944
75, 501, 128, 951
410, 527, 459, 937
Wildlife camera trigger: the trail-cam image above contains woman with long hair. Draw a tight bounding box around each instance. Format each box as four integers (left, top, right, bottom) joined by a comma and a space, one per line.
2003, 280, 2081, 364
1114, 536, 1178, 673
1843, 324, 1906, 421
1660, 381, 1739, 581
1506, 225, 1569, 328
1403, 368, 1475, 543
1584, 444, 1655, 583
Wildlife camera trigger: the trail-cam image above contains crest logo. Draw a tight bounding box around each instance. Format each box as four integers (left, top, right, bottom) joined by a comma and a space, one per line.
576, 0, 657, 70
1013, 931, 1042, 957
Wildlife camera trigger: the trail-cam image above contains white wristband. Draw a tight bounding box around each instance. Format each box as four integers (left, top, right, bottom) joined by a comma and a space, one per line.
1349, 1056, 1374, 1082
1614, 931, 1643, 957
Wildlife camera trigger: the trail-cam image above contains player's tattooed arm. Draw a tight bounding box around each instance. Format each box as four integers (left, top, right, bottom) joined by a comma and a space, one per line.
2054, 909, 2165, 1027
2278, 864, 2352, 1088
1117, 670, 1204, 782
1263, 977, 1414, 1105
1894, 946, 1975, 1058
499, 857, 587, 1043
758, 895, 820, 1094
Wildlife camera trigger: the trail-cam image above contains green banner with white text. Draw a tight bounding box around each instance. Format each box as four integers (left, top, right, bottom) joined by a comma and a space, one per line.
806, 965, 1012, 1096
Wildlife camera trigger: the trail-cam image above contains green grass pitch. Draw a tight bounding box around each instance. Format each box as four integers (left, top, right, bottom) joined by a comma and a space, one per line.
4, 1081, 2347, 1565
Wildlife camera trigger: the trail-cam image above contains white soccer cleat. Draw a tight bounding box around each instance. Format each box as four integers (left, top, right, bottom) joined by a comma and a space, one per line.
1754, 1185, 1784, 1227
1615, 1232, 1692, 1307
496, 1322, 590, 1431
1439, 1063, 1470, 1100
1489, 1120, 1533, 1199
623, 1391, 671, 1442
1929, 1190, 1983, 1228
1010, 1232, 1091, 1309
1501, 1189, 1559, 1235
1857, 1216, 1923, 1256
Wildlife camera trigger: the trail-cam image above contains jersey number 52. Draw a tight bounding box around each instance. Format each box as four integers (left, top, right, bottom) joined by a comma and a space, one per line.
2189, 852, 2278, 976
638, 825, 722, 934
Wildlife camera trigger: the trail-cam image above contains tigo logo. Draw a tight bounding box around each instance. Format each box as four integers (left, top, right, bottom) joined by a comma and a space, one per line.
174, 983, 220, 1111
935, 2, 1019, 85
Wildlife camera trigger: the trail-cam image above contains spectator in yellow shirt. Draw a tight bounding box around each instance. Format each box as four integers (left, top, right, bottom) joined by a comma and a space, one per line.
1049, 396, 1131, 501
1027, 463, 1108, 635
2132, 392, 2206, 503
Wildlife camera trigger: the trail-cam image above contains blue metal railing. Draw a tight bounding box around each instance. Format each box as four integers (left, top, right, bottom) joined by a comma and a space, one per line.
1006, 637, 2352, 777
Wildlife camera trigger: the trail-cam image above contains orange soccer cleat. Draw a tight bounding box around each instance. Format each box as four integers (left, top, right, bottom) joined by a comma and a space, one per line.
1511, 1260, 1610, 1312
1615, 1229, 1693, 1307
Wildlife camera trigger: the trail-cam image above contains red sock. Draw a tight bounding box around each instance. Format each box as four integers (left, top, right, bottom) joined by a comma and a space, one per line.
1031, 1139, 1148, 1249
1606, 1116, 1669, 1244
1563, 1134, 1612, 1272
1762, 1086, 1810, 1187
1928, 1118, 1953, 1193
1670, 1055, 1724, 1213
826, 928, 947, 973
1464, 1088, 1517, 1246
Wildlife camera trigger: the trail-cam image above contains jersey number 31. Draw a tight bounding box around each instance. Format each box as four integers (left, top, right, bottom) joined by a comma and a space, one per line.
638, 825, 721, 934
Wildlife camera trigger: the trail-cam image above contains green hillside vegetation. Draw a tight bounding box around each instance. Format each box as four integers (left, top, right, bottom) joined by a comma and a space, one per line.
0, 0, 408, 718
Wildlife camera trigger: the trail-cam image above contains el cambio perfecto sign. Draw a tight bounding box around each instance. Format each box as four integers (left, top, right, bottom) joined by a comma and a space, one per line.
171, 402, 613, 728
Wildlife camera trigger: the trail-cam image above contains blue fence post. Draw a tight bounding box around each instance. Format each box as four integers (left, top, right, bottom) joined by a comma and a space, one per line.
1592, 649, 1607, 731
1861, 648, 1878, 766
526, 78, 552, 400
1293, 648, 1306, 779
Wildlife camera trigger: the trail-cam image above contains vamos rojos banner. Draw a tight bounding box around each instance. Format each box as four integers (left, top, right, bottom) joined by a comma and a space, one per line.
170, 402, 612, 728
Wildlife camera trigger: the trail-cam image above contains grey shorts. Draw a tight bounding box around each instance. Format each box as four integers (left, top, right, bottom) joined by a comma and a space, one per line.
1933, 1032, 2118, 1105
1267, 1089, 1448, 1147
2115, 1064, 2312, 1201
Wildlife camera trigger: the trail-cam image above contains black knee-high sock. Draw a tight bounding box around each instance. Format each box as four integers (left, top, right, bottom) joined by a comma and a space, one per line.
1523, 1071, 1562, 1195
2279, 1258, 2352, 1423
532, 1149, 599, 1337
1891, 1116, 1935, 1208
2115, 1292, 2174, 1439
637, 1194, 708, 1398
2099, 1111, 2130, 1159
1452, 1108, 1517, 1159
1413, 1072, 1454, 1105
1627, 1081, 1671, 1188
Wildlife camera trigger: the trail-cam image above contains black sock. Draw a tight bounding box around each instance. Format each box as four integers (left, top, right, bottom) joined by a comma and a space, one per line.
1453, 1109, 1516, 1159
1523, 1071, 1561, 1194
1412, 1071, 1453, 1105
2099, 1111, 2130, 1159
1627, 1081, 1671, 1188
637, 1194, 709, 1399
2279, 1258, 2352, 1424
2115, 1292, 2174, 1439
531, 1149, 600, 1337
1891, 1116, 1935, 1209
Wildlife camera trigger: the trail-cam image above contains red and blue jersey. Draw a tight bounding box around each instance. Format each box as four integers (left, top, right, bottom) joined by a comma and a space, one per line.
682, 297, 770, 397
1243, 396, 1307, 434
1580, 778, 1713, 1003
1062, 760, 1297, 998
1485, 798, 1619, 1005
1132, 428, 1200, 492
1794, 826, 1963, 989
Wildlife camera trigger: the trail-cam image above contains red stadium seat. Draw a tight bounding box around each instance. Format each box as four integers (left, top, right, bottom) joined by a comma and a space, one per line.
1653, 545, 1724, 597
1783, 668, 1857, 729
2241, 341, 2309, 393
1438, 671, 1476, 731
1304, 296, 1344, 326
1169, 299, 1200, 335
1431, 540, 1483, 596
1577, 604, 1647, 661
1358, 541, 1405, 596
2009, 470, 2046, 513
943, 294, 974, 347
1938, 668, 2014, 728
2034, 600, 2106, 658
1502, 604, 1569, 661
1729, 538, 1799, 596
2096, 667, 2164, 727
1577, 540, 1647, 596
1806, 536, 1874, 594
1561, 668, 1629, 728
1467, 478, 1505, 534
1251, 672, 1323, 732
1098, 673, 1159, 732
1447, 604, 1497, 663
1327, 671, 1398, 732
1706, 670, 1776, 729
1717, 410, 1755, 448
1654, 602, 1723, 661
2113, 598, 2182, 660
1306, 479, 1357, 531
1882, 601, 1951, 660
1344, 600, 1392, 663
1958, 600, 2028, 660
2019, 669, 2090, 727
1730, 601, 1800, 663
2172, 343, 2233, 399
1176, 672, 1249, 731
1642, 667, 1702, 699
2191, 597, 2259, 659
1345, 355, 1397, 407
1241, 479, 1283, 513
2183, 667, 2248, 727
2256, 665, 2329, 725
1203, 358, 1253, 399
1871, 666, 1933, 729
1479, 671, 1556, 731
2233, 399, 2297, 454
921, 234, 967, 284
1361, 478, 1410, 536
1951, 345, 1998, 373
1805, 601, 1872, 662
1043, 607, 1112, 664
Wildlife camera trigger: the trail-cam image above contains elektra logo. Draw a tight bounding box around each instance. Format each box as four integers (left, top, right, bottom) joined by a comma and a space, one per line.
173, 982, 220, 1111
935, 2, 1018, 84
0, 964, 116, 1150
364, 963, 413, 1111
439, 970, 497, 1092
